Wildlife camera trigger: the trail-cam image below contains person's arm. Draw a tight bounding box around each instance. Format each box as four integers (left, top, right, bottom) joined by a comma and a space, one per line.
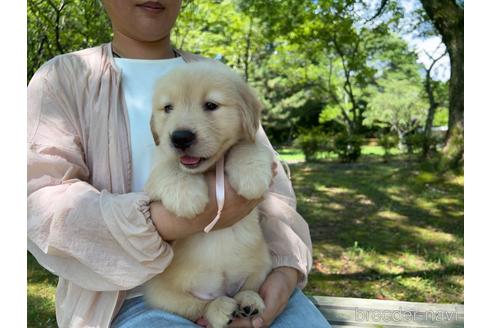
256, 126, 313, 288
149, 165, 267, 242
27, 59, 172, 291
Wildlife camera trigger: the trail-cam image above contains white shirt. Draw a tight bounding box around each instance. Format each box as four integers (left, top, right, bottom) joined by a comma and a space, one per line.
115, 56, 185, 192
115, 56, 185, 299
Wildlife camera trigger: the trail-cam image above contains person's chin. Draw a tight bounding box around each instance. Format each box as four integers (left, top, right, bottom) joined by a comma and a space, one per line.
136, 29, 172, 43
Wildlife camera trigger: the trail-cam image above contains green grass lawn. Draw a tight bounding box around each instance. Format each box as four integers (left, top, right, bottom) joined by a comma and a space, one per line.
27, 149, 463, 325
28, 252, 58, 328
290, 160, 463, 303
276, 145, 403, 162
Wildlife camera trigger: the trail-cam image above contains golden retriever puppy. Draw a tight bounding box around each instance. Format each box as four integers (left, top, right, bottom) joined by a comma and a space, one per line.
143, 61, 273, 328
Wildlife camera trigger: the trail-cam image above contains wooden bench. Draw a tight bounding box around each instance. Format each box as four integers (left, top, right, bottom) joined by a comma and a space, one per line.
309, 296, 464, 327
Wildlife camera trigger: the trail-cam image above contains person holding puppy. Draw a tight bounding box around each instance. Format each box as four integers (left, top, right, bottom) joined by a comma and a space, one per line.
27, 0, 330, 327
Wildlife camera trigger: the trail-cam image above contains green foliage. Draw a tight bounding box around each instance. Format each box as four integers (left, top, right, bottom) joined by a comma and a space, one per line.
433, 107, 449, 127
378, 134, 399, 151
378, 133, 399, 161
404, 133, 426, 155
28, 0, 112, 81
319, 104, 342, 124
365, 72, 427, 136
333, 133, 363, 162
27, 0, 452, 159
294, 128, 330, 162
405, 131, 443, 158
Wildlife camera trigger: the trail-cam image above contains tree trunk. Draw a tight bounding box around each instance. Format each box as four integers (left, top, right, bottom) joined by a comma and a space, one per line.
443, 28, 464, 168
422, 100, 437, 159
419, 0, 464, 169
396, 129, 406, 151
243, 16, 253, 82
422, 51, 446, 159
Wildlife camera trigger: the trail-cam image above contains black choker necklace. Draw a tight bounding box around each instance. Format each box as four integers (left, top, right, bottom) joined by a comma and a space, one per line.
112, 49, 180, 59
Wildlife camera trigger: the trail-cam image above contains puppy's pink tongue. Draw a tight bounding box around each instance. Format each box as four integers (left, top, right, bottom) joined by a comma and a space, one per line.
180, 155, 200, 165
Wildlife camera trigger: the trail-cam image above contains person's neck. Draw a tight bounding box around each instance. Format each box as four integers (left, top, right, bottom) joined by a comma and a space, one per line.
111, 32, 175, 60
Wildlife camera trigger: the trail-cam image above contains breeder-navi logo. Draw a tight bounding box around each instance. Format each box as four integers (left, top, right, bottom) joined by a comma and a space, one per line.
355, 307, 460, 323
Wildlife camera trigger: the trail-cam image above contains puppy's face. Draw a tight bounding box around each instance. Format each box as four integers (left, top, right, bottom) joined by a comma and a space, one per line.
151, 61, 262, 173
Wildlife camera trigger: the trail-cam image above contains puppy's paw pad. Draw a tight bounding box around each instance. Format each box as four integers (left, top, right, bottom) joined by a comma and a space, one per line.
234, 290, 265, 318
206, 296, 238, 328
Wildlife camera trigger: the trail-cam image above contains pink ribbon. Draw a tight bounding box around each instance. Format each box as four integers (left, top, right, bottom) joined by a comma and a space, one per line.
204, 156, 225, 233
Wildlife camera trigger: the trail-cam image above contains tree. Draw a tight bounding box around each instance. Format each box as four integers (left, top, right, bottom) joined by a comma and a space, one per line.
303, 0, 380, 135
28, 0, 450, 152
422, 48, 448, 158
419, 0, 463, 168
365, 72, 427, 148
28, 0, 112, 81
172, 0, 302, 144
173, 0, 272, 83
370, 0, 463, 168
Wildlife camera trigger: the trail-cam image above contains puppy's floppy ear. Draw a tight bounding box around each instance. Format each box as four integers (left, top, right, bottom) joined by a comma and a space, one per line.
237, 82, 263, 142
150, 114, 160, 145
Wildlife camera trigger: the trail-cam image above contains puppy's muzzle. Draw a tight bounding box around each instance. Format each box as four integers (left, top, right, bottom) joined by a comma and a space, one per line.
171, 130, 196, 150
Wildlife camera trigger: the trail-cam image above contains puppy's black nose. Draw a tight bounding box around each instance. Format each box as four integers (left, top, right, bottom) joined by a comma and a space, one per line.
171, 130, 196, 150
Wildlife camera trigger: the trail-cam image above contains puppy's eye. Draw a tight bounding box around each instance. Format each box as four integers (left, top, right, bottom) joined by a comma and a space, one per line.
204, 102, 219, 111
163, 104, 173, 113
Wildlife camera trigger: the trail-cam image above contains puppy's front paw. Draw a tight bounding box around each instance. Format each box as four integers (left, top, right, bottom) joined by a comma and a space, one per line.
233, 290, 265, 318
205, 296, 238, 328
161, 174, 209, 219
226, 143, 273, 200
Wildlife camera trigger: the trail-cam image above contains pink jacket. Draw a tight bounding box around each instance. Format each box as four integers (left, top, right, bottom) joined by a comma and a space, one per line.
27, 43, 313, 327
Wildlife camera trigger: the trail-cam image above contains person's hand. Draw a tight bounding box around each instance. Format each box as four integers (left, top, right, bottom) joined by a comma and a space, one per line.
200, 170, 261, 230
202, 160, 278, 231
228, 266, 299, 328
150, 161, 278, 241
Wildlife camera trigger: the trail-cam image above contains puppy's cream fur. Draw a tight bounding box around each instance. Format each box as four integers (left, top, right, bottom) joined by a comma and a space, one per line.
144, 61, 273, 328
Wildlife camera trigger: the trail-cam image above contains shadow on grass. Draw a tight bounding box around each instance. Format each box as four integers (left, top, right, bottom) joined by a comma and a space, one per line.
291, 158, 463, 303
28, 253, 58, 285
27, 293, 57, 328
293, 159, 462, 242
309, 264, 463, 282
